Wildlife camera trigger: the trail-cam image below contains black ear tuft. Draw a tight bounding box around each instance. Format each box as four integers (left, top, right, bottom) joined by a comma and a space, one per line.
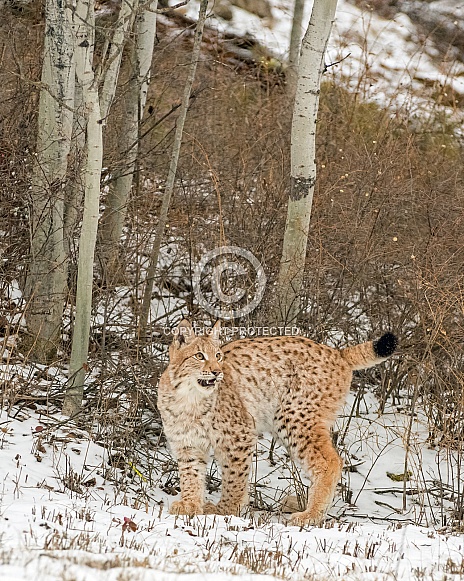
373, 333, 398, 358
173, 319, 195, 346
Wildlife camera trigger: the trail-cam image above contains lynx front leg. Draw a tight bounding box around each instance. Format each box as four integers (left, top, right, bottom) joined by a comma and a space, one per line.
208, 435, 256, 516
170, 448, 208, 516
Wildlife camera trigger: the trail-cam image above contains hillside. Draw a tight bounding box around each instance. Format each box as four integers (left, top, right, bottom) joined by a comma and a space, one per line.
179, 0, 464, 118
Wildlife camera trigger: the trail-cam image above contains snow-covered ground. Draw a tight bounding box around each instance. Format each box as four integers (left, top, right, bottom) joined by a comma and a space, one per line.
180, 0, 464, 121
1, 383, 463, 580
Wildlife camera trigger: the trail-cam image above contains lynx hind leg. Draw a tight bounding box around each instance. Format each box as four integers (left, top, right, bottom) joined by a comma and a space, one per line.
288, 423, 343, 527
170, 449, 208, 516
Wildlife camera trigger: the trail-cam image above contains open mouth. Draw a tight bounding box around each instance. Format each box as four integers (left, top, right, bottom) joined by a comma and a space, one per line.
197, 378, 218, 388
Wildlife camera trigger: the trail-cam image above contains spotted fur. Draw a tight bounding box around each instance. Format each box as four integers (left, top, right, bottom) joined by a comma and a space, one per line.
157, 320, 397, 526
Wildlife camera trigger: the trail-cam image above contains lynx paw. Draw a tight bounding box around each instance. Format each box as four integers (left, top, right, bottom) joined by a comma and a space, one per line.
203, 501, 221, 515
170, 500, 203, 516
290, 510, 324, 527
203, 501, 241, 516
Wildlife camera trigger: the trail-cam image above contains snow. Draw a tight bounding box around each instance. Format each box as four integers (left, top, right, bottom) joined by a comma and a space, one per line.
1, 387, 463, 580
180, 0, 464, 120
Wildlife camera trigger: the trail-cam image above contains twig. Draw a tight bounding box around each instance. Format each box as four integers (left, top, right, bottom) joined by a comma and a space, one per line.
323, 53, 351, 73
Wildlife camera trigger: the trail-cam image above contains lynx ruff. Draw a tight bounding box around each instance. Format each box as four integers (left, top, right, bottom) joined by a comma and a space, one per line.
158, 320, 397, 526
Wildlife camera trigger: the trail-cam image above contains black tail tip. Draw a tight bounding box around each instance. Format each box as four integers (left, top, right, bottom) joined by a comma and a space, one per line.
373, 332, 398, 358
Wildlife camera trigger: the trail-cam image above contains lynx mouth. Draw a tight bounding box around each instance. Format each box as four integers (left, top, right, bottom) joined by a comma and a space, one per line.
197, 378, 218, 388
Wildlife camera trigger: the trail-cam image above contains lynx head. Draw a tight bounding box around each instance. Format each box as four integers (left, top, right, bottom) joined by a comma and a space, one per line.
168, 319, 224, 395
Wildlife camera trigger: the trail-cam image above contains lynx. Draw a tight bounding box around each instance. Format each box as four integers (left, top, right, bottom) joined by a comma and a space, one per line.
157, 320, 397, 526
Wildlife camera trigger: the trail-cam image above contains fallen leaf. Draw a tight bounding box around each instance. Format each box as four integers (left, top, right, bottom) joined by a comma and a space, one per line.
122, 517, 137, 532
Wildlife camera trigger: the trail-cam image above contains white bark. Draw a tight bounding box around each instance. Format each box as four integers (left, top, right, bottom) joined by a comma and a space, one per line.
64, 0, 137, 268
63, 0, 103, 417
287, 0, 306, 93
275, 0, 338, 324
136, 3, 158, 114
99, 1, 158, 282
139, 0, 208, 336
99, 0, 138, 122
25, 0, 75, 362
64, 80, 85, 259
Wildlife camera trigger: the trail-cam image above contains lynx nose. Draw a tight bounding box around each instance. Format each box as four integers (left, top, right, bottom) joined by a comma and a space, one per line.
211, 370, 221, 377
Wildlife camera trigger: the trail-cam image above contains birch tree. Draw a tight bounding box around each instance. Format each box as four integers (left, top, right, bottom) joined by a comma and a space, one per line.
99, 0, 139, 121
62, 0, 103, 417
275, 0, 338, 323
63, 0, 137, 281
287, 0, 305, 93
63, 81, 86, 260
139, 0, 208, 337
99, 1, 158, 282
25, 0, 75, 362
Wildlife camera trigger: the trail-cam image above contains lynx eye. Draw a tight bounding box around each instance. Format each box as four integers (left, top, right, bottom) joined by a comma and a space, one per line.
194, 352, 205, 361
216, 352, 223, 361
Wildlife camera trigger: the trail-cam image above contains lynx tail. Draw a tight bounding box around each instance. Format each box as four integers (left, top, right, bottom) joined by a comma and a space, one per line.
340, 332, 397, 371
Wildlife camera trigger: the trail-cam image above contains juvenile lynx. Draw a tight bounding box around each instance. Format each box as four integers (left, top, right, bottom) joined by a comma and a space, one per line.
158, 320, 397, 526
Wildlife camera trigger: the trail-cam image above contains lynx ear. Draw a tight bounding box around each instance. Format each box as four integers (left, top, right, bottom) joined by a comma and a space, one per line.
173, 319, 196, 347
210, 320, 221, 344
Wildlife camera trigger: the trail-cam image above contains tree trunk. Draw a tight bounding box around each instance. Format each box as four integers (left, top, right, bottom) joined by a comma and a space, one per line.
64, 80, 85, 264
62, 0, 103, 417
99, 0, 139, 122
63, 0, 137, 288
275, 0, 338, 324
98, 1, 158, 284
25, 0, 75, 362
139, 0, 208, 337
287, 0, 306, 93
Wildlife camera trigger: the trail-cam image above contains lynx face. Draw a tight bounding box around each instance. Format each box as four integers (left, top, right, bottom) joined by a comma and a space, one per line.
168, 321, 224, 396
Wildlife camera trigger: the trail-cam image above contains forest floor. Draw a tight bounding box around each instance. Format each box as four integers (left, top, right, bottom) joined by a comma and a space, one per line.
0, 382, 463, 580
